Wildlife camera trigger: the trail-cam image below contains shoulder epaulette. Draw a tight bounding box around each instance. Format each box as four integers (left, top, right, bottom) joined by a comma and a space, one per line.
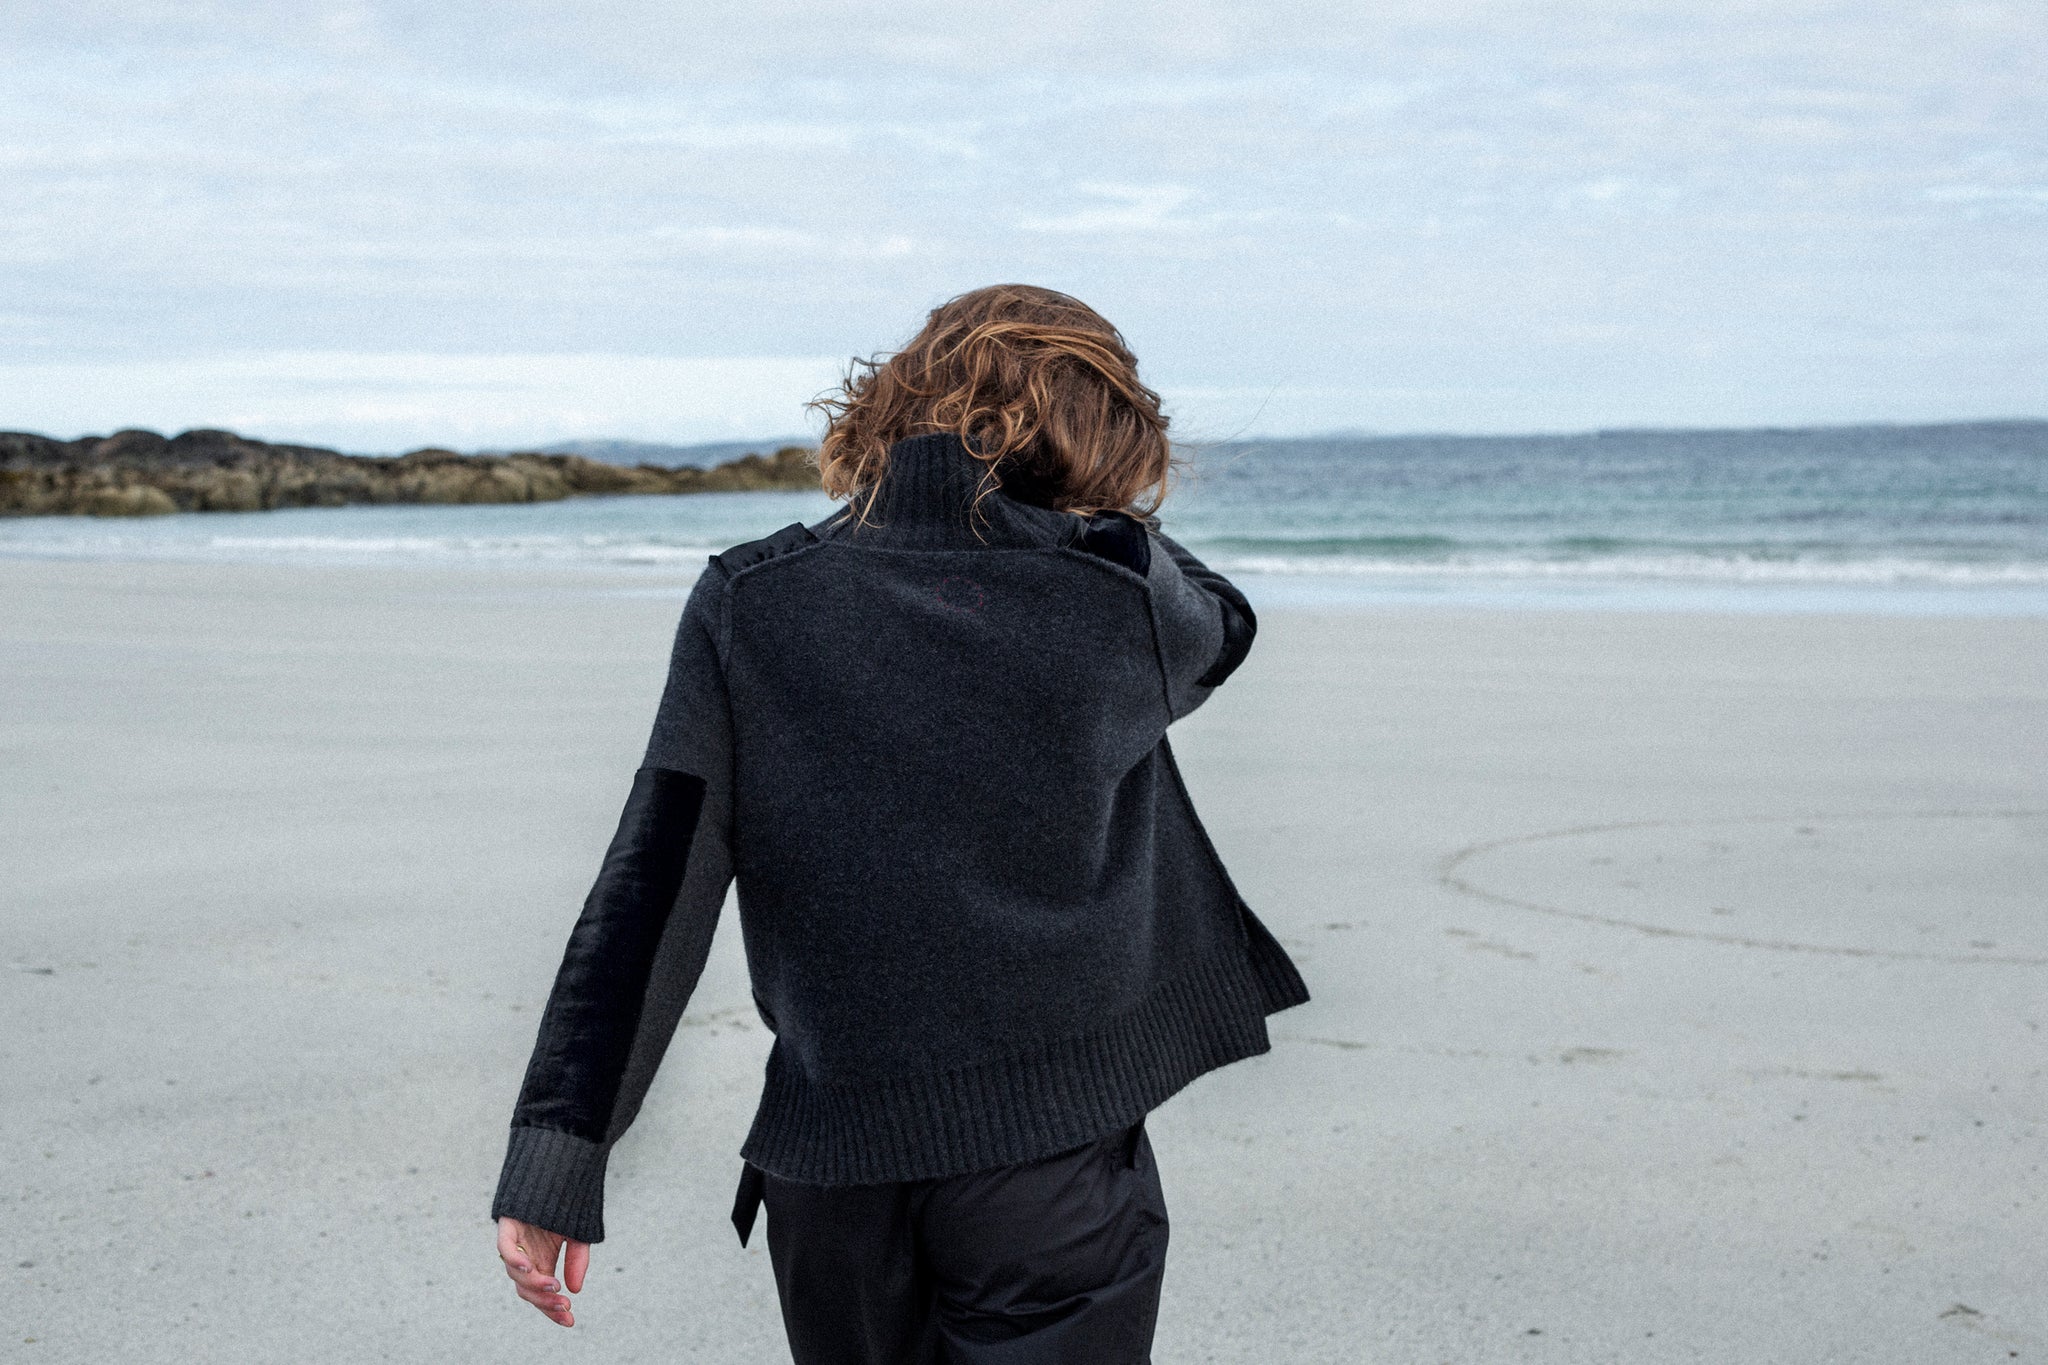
1072, 511, 1152, 577
714, 522, 819, 576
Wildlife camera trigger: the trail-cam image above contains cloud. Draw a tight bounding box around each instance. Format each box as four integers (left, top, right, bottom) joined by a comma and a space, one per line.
1020, 184, 1198, 234
0, 0, 2043, 433
1925, 184, 2048, 214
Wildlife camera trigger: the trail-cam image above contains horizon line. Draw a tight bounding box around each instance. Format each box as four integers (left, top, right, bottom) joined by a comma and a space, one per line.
6, 413, 2044, 459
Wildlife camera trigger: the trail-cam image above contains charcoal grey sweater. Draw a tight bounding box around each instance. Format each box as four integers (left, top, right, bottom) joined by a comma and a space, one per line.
492, 432, 1309, 1243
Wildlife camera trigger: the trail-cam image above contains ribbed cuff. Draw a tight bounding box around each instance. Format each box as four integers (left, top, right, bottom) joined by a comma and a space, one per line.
491, 1125, 611, 1244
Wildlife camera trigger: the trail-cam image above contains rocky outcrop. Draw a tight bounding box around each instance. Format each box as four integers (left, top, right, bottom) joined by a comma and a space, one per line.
0, 428, 820, 516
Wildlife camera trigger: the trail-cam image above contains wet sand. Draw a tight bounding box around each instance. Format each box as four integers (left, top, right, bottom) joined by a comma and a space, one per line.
3, 558, 2044, 1362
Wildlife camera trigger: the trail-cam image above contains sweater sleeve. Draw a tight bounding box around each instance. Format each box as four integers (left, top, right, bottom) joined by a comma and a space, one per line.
1144, 529, 1258, 720
490, 562, 737, 1244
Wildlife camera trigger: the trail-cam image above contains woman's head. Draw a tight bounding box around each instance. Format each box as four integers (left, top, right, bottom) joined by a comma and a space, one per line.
809, 284, 1174, 521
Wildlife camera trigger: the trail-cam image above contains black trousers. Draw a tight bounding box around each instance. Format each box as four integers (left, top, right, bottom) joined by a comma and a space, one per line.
732, 1120, 1169, 1365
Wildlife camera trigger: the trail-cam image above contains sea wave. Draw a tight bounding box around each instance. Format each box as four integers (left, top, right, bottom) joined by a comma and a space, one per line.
1204, 552, 2048, 585
8, 525, 2044, 587
0, 529, 732, 567
203, 534, 728, 564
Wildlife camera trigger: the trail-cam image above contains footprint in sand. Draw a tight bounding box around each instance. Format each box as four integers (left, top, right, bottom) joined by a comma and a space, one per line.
1439, 810, 2048, 964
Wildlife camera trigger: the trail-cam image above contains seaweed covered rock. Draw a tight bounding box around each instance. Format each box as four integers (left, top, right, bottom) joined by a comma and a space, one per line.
0, 430, 820, 516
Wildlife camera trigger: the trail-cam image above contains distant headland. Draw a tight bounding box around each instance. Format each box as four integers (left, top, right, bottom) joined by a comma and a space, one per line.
0, 428, 820, 517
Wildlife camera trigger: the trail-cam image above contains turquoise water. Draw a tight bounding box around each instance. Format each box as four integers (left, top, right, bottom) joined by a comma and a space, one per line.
5, 422, 2045, 613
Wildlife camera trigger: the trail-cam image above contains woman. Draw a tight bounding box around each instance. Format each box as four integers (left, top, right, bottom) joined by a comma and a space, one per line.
491, 283, 1309, 1363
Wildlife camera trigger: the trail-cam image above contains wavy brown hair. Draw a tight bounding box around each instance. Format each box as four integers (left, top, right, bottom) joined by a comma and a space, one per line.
808, 284, 1176, 525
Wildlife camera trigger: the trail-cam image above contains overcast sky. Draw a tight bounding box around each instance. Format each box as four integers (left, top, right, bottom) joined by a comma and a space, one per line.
2, 1, 2042, 450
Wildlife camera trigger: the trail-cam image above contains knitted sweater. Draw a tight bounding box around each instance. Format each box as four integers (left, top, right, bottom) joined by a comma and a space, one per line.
492, 432, 1309, 1243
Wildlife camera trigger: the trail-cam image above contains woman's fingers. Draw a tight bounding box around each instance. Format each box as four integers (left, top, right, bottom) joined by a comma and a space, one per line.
496, 1217, 577, 1325
507, 1261, 561, 1298
501, 1220, 559, 1280
514, 1279, 576, 1324
563, 1239, 590, 1294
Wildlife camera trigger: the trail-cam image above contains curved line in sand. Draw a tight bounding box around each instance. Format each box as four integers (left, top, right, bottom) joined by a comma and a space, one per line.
1437, 809, 2048, 966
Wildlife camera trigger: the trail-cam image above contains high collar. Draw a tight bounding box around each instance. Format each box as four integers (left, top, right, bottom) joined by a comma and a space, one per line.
835, 432, 1076, 549
866, 433, 995, 525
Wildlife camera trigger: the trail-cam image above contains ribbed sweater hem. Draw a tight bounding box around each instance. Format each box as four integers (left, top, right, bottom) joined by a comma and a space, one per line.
738, 936, 1306, 1186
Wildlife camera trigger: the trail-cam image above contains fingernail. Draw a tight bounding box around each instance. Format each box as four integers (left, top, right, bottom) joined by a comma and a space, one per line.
541, 1281, 557, 1292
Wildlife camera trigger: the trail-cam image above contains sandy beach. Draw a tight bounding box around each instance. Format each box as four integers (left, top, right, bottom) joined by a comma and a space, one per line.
4, 557, 2044, 1363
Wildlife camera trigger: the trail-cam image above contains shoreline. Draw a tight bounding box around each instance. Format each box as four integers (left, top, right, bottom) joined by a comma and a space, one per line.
3, 545, 2043, 618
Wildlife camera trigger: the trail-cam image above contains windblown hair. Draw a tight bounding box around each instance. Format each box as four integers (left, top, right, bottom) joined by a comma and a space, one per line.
808, 284, 1176, 524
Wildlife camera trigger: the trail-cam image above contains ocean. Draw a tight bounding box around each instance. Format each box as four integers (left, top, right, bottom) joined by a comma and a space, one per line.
6, 421, 2045, 614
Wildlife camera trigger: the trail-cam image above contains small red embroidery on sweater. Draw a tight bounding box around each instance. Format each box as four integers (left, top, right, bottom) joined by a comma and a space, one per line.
935, 576, 985, 613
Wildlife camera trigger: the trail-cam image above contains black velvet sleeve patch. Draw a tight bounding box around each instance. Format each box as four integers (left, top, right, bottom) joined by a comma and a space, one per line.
1075, 511, 1152, 576
512, 766, 707, 1142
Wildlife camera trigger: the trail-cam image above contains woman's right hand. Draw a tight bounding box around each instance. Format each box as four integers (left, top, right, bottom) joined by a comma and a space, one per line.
496, 1215, 589, 1327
